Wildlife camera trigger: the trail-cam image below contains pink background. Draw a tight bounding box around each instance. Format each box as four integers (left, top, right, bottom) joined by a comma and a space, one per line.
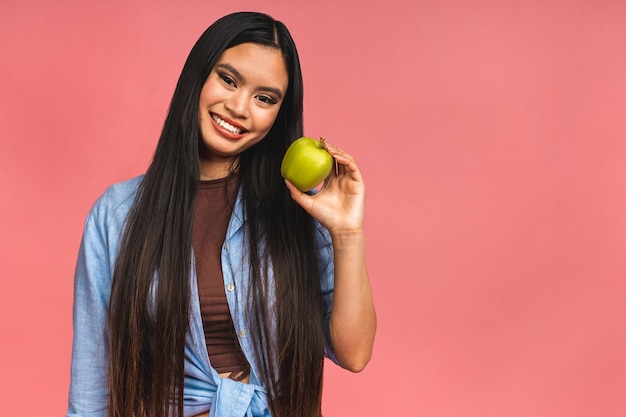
1, 0, 625, 416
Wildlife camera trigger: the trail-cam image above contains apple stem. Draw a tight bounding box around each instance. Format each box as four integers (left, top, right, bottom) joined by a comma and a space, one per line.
319, 137, 337, 174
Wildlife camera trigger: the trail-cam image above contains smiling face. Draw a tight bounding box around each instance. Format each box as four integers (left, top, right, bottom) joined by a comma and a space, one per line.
197, 42, 289, 180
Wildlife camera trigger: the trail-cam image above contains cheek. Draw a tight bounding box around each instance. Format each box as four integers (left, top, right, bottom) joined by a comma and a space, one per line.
199, 78, 221, 105
258, 109, 281, 132
199, 91, 215, 108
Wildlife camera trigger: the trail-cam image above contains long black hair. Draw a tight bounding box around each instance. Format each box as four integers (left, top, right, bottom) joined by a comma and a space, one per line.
107, 11, 325, 417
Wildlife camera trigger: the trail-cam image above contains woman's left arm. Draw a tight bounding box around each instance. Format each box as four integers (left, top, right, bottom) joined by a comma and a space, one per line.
284, 142, 376, 372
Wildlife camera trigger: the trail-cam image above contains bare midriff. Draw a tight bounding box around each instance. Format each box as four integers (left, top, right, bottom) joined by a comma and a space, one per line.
220, 371, 250, 383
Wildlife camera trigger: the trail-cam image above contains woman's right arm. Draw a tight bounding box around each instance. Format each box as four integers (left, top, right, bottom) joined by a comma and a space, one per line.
67, 204, 114, 417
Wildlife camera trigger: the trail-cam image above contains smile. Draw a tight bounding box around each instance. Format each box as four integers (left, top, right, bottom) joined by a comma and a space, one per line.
211, 113, 246, 135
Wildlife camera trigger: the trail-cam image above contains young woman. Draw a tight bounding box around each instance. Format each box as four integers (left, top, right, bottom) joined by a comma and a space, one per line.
67, 11, 376, 417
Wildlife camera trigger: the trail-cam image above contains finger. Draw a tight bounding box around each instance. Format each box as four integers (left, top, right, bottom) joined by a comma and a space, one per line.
323, 141, 357, 168
284, 179, 314, 212
325, 145, 363, 182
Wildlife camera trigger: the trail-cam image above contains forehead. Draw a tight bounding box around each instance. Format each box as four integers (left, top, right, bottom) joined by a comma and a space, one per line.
216, 43, 288, 91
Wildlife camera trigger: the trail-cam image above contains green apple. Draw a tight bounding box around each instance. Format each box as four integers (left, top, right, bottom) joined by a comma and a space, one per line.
281, 137, 333, 192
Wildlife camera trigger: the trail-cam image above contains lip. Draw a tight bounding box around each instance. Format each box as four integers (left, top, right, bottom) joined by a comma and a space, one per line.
210, 112, 248, 140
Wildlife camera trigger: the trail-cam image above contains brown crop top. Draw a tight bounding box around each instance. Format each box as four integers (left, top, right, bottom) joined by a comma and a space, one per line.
192, 174, 250, 381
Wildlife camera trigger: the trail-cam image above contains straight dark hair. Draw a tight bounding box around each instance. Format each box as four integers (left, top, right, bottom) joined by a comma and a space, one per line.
107, 11, 325, 417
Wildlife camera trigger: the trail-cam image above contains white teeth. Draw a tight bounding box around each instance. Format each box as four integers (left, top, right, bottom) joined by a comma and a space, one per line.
212, 114, 243, 134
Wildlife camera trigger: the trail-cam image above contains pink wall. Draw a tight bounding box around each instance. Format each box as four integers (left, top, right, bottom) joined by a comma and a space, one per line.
1, 0, 625, 416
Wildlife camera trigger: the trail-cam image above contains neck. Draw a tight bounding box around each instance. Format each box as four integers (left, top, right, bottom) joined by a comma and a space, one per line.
199, 156, 238, 180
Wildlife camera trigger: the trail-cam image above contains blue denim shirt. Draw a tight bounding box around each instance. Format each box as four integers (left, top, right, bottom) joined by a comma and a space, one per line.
67, 176, 337, 417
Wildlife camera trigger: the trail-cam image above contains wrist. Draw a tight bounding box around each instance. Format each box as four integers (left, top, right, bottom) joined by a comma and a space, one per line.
330, 228, 366, 249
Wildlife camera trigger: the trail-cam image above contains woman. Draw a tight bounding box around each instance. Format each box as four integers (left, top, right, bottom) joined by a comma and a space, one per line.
68, 11, 376, 417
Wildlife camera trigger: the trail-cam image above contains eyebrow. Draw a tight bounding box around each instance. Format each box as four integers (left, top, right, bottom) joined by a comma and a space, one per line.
216, 63, 284, 99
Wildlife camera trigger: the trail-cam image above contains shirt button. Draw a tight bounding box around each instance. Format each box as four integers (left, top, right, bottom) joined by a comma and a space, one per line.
223, 243, 229, 250
227, 283, 235, 292
238, 329, 247, 338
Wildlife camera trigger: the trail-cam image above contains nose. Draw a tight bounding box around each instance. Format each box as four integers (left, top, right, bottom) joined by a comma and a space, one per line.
224, 91, 248, 119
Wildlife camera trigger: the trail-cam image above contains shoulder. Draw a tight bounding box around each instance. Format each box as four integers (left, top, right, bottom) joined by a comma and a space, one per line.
85, 175, 144, 232
93, 175, 143, 211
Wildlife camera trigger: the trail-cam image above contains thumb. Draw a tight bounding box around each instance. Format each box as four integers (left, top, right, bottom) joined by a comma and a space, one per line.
284, 179, 314, 212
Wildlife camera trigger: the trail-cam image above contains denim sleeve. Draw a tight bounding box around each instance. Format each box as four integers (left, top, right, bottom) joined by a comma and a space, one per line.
317, 224, 339, 365
67, 197, 116, 417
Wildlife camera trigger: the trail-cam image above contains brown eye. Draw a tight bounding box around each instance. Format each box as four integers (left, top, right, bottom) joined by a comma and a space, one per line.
219, 73, 236, 86
256, 95, 276, 104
